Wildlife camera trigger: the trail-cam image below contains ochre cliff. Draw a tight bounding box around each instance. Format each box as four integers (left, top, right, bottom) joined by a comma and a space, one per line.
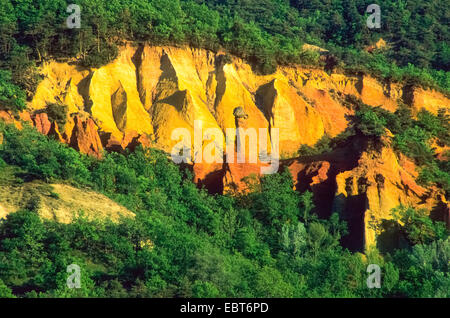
2, 44, 449, 251
28, 44, 450, 154
281, 134, 448, 252
332, 136, 445, 251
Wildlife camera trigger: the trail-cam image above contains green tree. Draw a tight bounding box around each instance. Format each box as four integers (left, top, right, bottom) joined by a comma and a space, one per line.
0, 69, 26, 111
0, 279, 15, 298
393, 206, 448, 245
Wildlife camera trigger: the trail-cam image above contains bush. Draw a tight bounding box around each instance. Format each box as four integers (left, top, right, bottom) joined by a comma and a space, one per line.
353, 106, 387, 138
298, 135, 333, 156
0, 70, 26, 112
46, 103, 68, 129
1, 0, 448, 93
0, 124, 90, 183
0, 279, 15, 298
393, 126, 434, 166
392, 238, 450, 297
0, 120, 448, 298
80, 43, 118, 69
392, 206, 448, 245
418, 161, 450, 198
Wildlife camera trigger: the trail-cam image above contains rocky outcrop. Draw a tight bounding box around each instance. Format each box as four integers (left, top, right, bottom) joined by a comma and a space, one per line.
69, 115, 103, 158
0, 110, 22, 129
0, 111, 15, 124
357, 75, 401, 111
192, 103, 272, 194
32, 112, 52, 135
257, 79, 324, 154
102, 130, 152, 153
27, 44, 449, 157
1, 44, 448, 252
280, 136, 446, 252
410, 87, 449, 115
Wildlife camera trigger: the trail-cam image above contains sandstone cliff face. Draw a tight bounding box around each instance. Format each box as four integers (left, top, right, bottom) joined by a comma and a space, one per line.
332, 137, 443, 252
280, 136, 448, 252
29, 44, 450, 156
4, 44, 449, 251
69, 115, 104, 158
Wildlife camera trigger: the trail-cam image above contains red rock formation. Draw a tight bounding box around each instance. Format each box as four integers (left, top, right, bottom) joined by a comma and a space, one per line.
19, 111, 33, 124
0, 110, 29, 129
126, 133, 151, 151
193, 162, 226, 194
33, 112, 52, 135
193, 110, 273, 194
102, 130, 152, 153
0, 44, 448, 251
0, 110, 14, 123
101, 132, 122, 152
121, 131, 139, 149
69, 116, 103, 158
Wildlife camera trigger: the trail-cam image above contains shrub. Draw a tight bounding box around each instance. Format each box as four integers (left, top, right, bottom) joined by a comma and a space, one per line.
392, 238, 450, 297
0, 124, 90, 183
46, 103, 68, 129
353, 106, 387, 138
80, 43, 118, 69
418, 161, 450, 198
298, 135, 333, 156
393, 126, 433, 166
0, 279, 15, 298
0, 70, 26, 112
392, 206, 448, 245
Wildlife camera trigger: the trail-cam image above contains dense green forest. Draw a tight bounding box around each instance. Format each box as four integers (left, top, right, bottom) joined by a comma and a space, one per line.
0, 0, 449, 112
0, 106, 449, 297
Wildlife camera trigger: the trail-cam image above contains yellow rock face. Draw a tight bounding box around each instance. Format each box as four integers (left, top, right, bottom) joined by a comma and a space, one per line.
89, 45, 153, 140
29, 44, 450, 156
334, 137, 440, 251
411, 87, 449, 115
31, 61, 88, 113
137, 46, 222, 152
0, 204, 7, 220
359, 75, 399, 111
257, 79, 324, 154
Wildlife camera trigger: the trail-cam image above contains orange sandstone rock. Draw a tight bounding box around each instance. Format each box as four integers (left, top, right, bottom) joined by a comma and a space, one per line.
334, 138, 439, 252
193, 162, 225, 194
33, 112, 52, 135
0, 111, 14, 124
0, 43, 446, 252
28, 44, 450, 157
358, 75, 398, 111
127, 134, 151, 151
48, 122, 65, 143
19, 111, 33, 124
410, 87, 449, 115
69, 116, 103, 158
